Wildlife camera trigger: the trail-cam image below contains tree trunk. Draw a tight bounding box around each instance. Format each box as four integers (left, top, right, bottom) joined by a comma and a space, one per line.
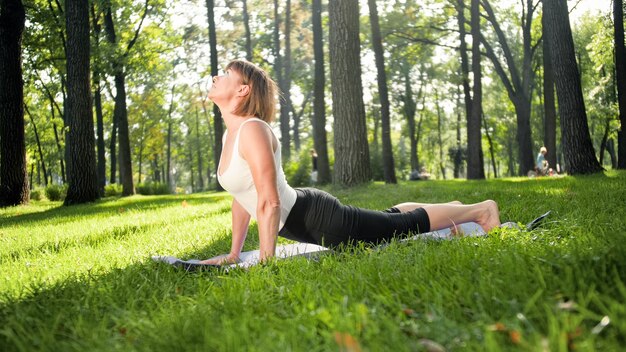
311, 0, 331, 184
207, 0, 223, 190
614, 0, 626, 168
25, 105, 48, 186
64, 0, 99, 204
109, 107, 117, 184
242, 0, 252, 62
0, 0, 29, 205
402, 67, 419, 171
195, 106, 204, 190
456, 0, 473, 126
91, 3, 105, 195
483, 113, 498, 178
543, 0, 602, 175
368, 0, 396, 184
542, 8, 558, 170
467, 0, 485, 179
435, 90, 446, 179
274, 0, 292, 161
481, 0, 536, 175
454, 84, 463, 178
104, 6, 134, 196
166, 85, 175, 192
329, 0, 371, 186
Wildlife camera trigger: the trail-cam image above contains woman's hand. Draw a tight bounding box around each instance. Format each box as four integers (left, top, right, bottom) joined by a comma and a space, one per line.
199, 253, 240, 265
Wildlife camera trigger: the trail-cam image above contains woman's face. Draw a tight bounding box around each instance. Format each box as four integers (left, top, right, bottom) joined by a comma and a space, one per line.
207, 68, 245, 102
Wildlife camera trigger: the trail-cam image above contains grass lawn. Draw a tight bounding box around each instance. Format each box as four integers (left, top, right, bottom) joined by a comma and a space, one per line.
1, 171, 625, 351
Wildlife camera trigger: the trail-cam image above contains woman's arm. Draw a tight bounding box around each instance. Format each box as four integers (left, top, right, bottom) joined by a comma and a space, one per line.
239, 121, 281, 261
200, 199, 251, 265
229, 198, 251, 259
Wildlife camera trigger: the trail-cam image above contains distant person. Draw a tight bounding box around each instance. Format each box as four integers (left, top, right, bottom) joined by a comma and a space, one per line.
536, 147, 549, 176
310, 149, 318, 184
409, 167, 431, 181
200, 59, 501, 264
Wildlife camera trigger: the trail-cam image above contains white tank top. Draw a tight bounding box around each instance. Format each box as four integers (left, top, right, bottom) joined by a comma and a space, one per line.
217, 118, 297, 229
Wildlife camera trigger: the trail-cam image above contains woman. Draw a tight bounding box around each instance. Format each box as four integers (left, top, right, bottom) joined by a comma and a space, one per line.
202, 60, 500, 264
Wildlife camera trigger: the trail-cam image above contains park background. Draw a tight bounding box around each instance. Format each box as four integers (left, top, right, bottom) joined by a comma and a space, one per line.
2, 0, 626, 350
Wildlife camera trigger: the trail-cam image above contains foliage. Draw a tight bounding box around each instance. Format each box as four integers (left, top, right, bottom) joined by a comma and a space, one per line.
136, 182, 171, 195
29, 188, 44, 201
44, 184, 67, 201
284, 147, 313, 187
1, 173, 625, 350
104, 184, 123, 197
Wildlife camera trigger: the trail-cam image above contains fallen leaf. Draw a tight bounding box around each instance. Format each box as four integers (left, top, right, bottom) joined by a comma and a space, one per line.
182, 200, 188, 208
591, 316, 610, 335
557, 300, 576, 311
334, 332, 361, 352
402, 308, 415, 316
509, 330, 522, 344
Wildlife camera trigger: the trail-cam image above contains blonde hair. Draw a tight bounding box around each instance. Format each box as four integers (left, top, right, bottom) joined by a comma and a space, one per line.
540, 147, 547, 154
225, 60, 278, 122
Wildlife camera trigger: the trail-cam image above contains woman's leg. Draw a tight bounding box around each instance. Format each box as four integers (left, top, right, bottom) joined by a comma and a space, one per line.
392, 201, 462, 213
422, 200, 500, 232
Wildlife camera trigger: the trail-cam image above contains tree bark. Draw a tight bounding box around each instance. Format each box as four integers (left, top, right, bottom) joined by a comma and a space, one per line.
468, 0, 485, 179
614, 0, 626, 168
456, 0, 473, 127
166, 85, 174, 192
543, 0, 602, 175
0, 0, 29, 205
368, 0, 396, 184
435, 90, 446, 179
207, 0, 223, 190
64, 0, 99, 204
329, 0, 371, 186
541, 6, 558, 170
311, 0, 331, 183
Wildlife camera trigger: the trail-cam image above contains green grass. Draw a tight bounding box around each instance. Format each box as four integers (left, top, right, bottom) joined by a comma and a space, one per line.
1, 172, 625, 351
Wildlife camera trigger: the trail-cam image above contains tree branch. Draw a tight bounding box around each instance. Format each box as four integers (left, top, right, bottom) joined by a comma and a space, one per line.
124, 0, 151, 57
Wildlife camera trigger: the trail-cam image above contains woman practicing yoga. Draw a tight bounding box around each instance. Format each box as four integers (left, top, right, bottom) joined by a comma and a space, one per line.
201, 60, 500, 264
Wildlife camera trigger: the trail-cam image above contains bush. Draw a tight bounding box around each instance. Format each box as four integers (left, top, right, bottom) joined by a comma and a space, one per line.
283, 148, 313, 187
30, 188, 44, 201
136, 183, 170, 195
45, 184, 67, 201
104, 184, 123, 197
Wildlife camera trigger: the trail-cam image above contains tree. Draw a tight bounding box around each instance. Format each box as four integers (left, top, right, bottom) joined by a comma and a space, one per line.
467, 0, 485, 179
329, 0, 371, 186
615, 0, 626, 168
242, 0, 252, 62
0, 0, 29, 205
368, 0, 396, 184
311, 0, 330, 183
273, 0, 292, 161
480, 0, 539, 175
543, 0, 602, 175
90, 3, 106, 196
207, 0, 223, 190
64, 0, 99, 204
541, 5, 557, 170
103, 0, 151, 196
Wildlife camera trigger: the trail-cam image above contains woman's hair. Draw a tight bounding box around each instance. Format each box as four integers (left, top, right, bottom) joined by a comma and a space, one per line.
225, 60, 278, 122
540, 146, 547, 154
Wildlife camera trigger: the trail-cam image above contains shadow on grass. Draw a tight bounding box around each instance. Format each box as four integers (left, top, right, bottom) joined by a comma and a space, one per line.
3, 203, 233, 263
0, 192, 231, 228
0, 234, 237, 351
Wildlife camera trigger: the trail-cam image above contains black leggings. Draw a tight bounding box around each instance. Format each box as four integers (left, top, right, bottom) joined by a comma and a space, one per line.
278, 188, 431, 248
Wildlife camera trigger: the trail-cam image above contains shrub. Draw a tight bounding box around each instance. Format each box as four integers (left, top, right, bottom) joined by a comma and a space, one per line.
136, 183, 170, 195
30, 188, 44, 201
104, 184, 123, 197
45, 184, 67, 201
284, 149, 313, 187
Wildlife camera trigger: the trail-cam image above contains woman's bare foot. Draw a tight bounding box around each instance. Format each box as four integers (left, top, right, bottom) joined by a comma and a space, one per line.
475, 200, 501, 232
